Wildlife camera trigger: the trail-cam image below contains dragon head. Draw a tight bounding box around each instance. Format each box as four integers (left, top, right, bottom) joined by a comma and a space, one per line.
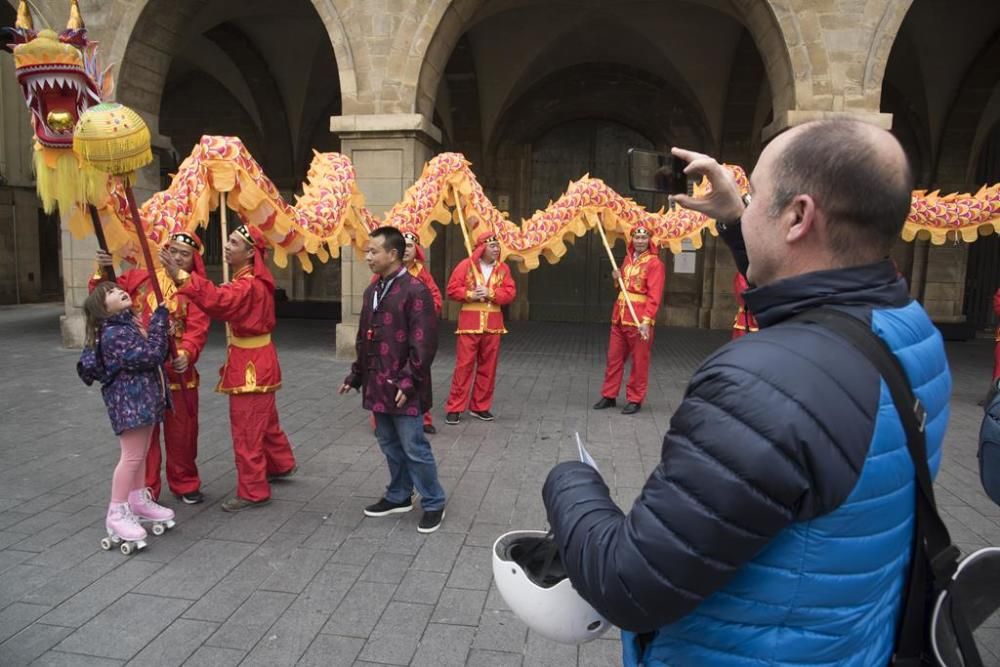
3, 1, 115, 214
4, 0, 113, 150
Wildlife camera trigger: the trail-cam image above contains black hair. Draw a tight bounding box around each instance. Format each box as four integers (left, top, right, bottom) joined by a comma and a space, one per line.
370, 226, 405, 262
768, 119, 913, 260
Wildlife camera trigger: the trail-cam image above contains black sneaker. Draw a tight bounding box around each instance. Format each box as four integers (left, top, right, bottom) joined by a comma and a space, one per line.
177, 491, 205, 505
592, 397, 616, 410
418, 509, 445, 534
267, 465, 298, 482
364, 497, 414, 517
423, 424, 437, 434
470, 410, 494, 421
445, 412, 461, 425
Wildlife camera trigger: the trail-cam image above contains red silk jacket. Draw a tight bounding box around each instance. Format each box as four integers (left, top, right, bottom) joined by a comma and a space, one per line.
179, 266, 282, 394
446, 258, 516, 334
733, 272, 759, 333
613, 250, 665, 327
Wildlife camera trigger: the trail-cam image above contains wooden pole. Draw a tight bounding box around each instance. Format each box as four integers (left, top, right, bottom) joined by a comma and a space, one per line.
88, 204, 116, 282
451, 184, 483, 286
124, 183, 189, 413
595, 215, 647, 340
218, 192, 232, 343
124, 185, 164, 305
219, 192, 230, 285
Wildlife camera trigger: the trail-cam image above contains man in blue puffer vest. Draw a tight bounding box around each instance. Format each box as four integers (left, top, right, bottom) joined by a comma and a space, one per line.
542, 119, 951, 666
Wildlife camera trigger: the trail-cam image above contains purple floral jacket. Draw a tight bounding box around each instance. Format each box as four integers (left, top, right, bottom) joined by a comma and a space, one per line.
78, 307, 170, 435
344, 269, 438, 416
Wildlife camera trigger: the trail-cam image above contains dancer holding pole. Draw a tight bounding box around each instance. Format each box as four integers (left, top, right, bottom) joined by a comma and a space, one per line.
443, 196, 515, 425
592, 223, 665, 415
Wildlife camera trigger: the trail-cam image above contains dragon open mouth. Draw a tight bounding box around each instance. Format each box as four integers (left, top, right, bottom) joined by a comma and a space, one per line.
17, 66, 101, 147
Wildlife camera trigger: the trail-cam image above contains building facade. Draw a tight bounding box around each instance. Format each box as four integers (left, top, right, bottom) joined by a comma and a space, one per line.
1, 0, 998, 352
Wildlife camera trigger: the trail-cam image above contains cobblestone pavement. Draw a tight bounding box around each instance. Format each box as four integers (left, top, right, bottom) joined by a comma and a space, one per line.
1, 303, 999, 666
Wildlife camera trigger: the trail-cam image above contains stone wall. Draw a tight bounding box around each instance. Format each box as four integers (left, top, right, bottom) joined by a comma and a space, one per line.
5, 0, 999, 343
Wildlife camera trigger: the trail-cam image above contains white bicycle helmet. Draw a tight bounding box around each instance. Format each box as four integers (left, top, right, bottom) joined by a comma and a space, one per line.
492, 529, 610, 644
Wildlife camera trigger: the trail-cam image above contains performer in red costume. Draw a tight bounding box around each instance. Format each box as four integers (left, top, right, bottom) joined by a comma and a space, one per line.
368, 231, 442, 433
444, 231, 516, 424
160, 223, 297, 512
593, 226, 666, 415
91, 232, 209, 504
731, 271, 759, 339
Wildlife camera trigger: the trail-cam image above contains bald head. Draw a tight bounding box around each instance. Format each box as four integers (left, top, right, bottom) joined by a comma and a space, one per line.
764, 119, 913, 261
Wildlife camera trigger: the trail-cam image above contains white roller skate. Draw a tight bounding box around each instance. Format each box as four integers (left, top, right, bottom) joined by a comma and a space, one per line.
102, 502, 147, 555
128, 487, 176, 536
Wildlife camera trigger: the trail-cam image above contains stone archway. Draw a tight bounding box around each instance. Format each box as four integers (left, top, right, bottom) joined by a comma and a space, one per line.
411, 0, 795, 132
108, 0, 356, 119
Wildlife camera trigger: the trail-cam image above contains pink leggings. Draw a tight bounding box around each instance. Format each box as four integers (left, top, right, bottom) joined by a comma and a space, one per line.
110, 425, 153, 503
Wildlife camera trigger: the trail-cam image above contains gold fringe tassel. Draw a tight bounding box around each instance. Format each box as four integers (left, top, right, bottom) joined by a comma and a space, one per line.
33, 149, 85, 215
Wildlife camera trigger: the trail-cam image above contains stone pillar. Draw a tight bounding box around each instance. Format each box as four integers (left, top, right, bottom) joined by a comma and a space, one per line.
920, 243, 969, 324
763, 109, 892, 142
330, 113, 441, 358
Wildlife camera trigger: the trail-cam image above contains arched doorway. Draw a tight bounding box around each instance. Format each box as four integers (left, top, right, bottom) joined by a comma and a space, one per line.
430, 0, 771, 326
527, 120, 658, 322
116, 0, 344, 308
882, 1, 1000, 333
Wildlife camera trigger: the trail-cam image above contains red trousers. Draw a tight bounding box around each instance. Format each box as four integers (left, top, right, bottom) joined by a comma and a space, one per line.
229, 393, 296, 502
144, 388, 201, 500
994, 342, 1000, 380
446, 333, 501, 412
600, 324, 654, 404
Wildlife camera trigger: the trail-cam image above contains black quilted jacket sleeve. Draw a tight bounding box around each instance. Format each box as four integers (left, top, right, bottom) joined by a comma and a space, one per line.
543, 324, 881, 632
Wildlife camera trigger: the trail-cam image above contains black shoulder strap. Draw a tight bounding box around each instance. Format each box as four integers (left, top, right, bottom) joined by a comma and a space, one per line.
790, 307, 965, 666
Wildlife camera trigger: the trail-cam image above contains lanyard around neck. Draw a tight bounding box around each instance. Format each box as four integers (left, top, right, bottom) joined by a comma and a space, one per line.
374, 266, 406, 311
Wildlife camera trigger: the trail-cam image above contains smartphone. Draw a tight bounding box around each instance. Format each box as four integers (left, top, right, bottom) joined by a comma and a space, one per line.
627, 148, 687, 195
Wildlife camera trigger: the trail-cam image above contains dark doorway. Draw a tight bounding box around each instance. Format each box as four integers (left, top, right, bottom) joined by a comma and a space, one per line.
964, 122, 1000, 332
38, 210, 62, 299
527, 120, 662, 322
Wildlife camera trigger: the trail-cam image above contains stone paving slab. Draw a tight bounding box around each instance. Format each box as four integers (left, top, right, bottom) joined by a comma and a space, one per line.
1, 303, 1000, 665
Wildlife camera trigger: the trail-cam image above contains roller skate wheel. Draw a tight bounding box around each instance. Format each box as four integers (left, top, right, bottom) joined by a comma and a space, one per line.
120, 542, 133, 555
100, 537, 112, 550
151, 523, 165, 536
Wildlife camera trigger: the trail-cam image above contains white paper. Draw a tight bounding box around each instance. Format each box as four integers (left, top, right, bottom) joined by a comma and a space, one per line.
674, 251, 696, 274
575, 432, 600, 472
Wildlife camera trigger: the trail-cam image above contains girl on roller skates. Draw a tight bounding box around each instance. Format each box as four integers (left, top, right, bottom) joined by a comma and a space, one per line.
77, 281, 176, 553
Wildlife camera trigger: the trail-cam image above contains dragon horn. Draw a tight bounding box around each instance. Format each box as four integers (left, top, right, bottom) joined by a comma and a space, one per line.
16, 0, 33, 30
67, 0, 85, 29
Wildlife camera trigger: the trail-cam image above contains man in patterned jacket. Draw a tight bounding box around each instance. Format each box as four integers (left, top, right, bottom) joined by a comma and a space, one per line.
542, 120, 951, 666
341, 226, 445, 533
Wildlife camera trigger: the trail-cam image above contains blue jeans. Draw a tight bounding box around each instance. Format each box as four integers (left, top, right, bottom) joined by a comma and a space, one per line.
373, 412, 446, 511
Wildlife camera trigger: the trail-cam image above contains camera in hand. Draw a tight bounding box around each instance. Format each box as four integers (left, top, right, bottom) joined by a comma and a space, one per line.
627, 148, 687, 195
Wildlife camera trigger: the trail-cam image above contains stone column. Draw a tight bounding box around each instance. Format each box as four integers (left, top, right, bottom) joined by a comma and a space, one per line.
330, 114, 441, 359
919, 243, 969, 324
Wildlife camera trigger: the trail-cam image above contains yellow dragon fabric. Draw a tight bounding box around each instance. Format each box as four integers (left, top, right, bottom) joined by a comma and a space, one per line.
6, 2, 1000, 273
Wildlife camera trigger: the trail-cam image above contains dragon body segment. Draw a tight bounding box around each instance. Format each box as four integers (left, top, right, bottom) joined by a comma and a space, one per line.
4, 2, 1000, 276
